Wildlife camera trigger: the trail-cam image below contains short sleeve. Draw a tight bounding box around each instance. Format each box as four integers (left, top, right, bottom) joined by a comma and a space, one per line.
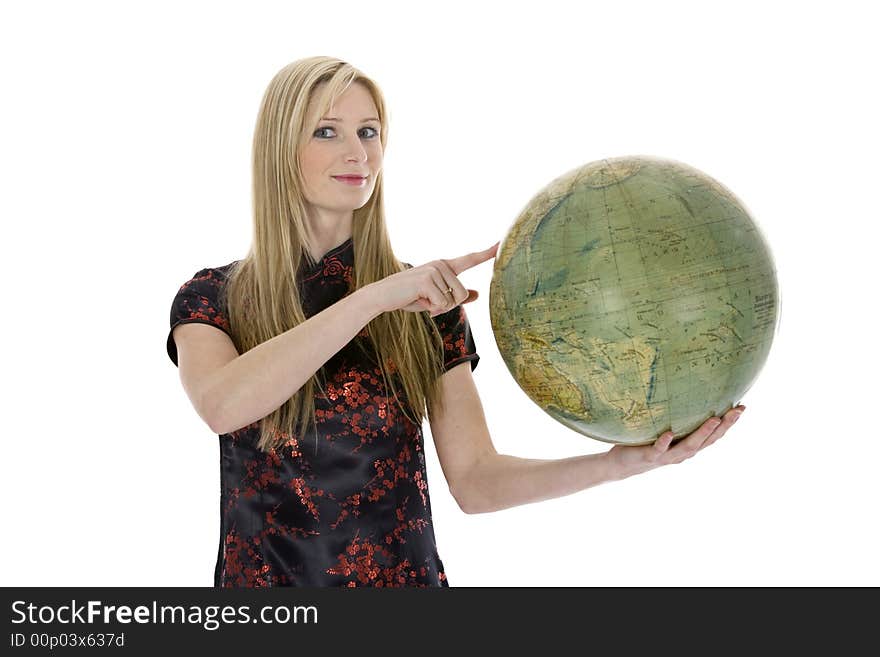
432, 303, 480, 374
166, 268, 233, 367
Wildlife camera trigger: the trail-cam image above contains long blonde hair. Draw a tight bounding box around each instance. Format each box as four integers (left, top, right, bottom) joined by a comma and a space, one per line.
221, 56, 447, 453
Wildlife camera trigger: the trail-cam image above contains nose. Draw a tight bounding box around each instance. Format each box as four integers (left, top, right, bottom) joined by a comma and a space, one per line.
343, 133, 368, 162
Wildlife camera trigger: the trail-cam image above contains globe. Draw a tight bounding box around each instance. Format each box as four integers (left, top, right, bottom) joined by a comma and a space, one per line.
489, 155, 779, 446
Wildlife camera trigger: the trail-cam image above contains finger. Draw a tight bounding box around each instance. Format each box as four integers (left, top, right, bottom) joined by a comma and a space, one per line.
702, 406, 745, 449
463, 289, 478, 304
434, 259, 470, 306
427, 268, 457, 310
652, 431, 675, 459
445, 241, 500, 275
422, 267, 450, 311
665, 417, 721, 463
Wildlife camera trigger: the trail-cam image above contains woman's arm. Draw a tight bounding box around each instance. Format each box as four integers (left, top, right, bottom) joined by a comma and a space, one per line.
188, 284, 385, 435
429, 363, 745, 514
177, 243, 497, 436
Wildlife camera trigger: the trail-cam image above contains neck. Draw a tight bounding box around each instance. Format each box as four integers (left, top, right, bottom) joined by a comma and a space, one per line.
304, 213, 353, 262
305, 233, 352, 264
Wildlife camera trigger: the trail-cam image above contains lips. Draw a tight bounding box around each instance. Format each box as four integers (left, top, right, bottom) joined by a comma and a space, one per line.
332, 175, 368, 186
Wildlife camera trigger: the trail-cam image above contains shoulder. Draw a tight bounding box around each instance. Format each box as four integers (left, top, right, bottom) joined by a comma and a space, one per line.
184, 260, 238, 283
176, 261, 239, 294
167, 261, 239, 360
170, 261, 241, 318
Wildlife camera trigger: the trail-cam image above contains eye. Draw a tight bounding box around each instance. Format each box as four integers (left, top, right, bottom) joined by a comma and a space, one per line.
314, 126, 380, 139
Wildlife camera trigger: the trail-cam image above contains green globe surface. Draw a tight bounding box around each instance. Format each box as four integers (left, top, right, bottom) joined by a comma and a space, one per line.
489, 156, 779, 446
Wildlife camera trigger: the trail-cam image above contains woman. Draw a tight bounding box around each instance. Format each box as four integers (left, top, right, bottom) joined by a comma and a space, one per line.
166, 56, 745, 587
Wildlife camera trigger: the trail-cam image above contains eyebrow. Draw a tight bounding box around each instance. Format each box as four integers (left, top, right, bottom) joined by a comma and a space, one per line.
320, 116, 380, 122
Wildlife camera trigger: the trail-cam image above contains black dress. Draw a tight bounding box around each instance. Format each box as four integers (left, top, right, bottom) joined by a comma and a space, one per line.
166, 237, 479, 587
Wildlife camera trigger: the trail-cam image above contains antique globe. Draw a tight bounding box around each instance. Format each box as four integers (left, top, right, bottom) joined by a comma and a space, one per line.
489, 155, 779, 446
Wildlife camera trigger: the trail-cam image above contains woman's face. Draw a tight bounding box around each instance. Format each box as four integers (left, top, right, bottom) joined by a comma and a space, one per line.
299, 82, 383, 224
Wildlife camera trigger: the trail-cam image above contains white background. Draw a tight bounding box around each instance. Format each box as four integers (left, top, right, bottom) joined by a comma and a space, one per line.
2, 0, 877, 587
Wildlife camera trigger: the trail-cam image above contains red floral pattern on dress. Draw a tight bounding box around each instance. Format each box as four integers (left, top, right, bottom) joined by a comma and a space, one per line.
167, 237, 479, 587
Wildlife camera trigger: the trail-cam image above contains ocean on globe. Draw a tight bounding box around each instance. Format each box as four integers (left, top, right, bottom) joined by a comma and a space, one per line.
489, 155, 779, 446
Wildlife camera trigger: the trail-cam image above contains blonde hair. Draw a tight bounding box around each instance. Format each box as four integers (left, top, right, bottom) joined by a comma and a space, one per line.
221, 56, 447, 453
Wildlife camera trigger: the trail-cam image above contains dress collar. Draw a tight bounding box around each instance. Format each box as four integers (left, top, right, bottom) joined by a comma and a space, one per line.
299, 236, 354, 282
316, 236, 353, 263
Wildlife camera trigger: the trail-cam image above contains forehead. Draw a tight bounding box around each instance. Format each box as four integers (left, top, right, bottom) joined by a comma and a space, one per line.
307, 81, 378, 123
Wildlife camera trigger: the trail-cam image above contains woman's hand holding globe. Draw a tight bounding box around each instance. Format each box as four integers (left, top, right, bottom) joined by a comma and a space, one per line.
605, 405, 746, 479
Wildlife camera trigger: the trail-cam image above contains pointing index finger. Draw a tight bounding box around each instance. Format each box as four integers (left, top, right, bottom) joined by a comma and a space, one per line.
445, 241, 500, 275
